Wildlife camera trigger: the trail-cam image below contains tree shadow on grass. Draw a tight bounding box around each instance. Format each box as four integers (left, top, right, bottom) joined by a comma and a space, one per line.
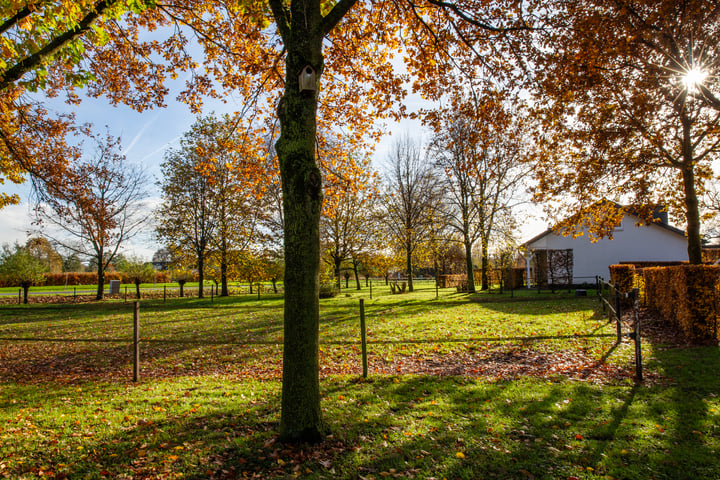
4, 363, 720, 479
0, 340, 284, 384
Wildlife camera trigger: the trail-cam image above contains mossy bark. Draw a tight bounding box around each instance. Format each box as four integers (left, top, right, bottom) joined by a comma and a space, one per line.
276, 6, 325, 443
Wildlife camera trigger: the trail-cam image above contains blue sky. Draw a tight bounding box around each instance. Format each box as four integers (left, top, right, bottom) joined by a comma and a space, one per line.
0, 84, 466, 259
0, 69, 546, 261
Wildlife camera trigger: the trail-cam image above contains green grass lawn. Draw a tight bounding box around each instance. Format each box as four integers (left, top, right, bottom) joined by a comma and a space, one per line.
0, 283, 718, 479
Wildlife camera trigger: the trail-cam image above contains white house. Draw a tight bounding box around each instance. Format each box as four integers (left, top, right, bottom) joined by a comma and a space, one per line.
521, 209, 688, 286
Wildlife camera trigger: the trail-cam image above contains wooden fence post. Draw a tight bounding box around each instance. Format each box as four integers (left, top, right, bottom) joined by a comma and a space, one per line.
133, 301, 140, 382
163, 285, 166, 302
632, 288, 643, 382
360, 299, 368, 378
18, 288, 21, 305
614, 285, 622, 343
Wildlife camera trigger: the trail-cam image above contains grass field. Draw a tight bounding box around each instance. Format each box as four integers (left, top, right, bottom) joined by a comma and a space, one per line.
1, 283, 718, 479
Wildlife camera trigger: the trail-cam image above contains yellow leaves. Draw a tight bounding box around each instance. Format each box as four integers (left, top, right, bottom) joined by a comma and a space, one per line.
455, 451, 465, 459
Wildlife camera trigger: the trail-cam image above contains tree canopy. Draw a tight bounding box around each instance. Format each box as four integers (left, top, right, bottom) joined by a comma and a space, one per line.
528, 0, 720, 263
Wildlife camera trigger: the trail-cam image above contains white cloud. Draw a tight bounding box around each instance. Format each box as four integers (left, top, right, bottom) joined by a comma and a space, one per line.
0, 203, 33, 247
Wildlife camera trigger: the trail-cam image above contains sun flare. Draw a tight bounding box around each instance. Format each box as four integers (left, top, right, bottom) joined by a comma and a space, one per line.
683, 67, 708, 92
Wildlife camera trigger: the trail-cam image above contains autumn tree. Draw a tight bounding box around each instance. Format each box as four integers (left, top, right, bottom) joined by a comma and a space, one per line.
25, 236, 63, 273
62, 252, 84, 272
0, 243, 47, 303
156, 122, 217, 299
31, 130, 150, 300
3, 0, 538, 443
116, 254, 156, 299
381, 135, 441, 292
362, 251, 398, 285
530, 0, 720, 264
429, 89, 529, 290
196, 115, 270, 296
0, 1, 177, 212
320, 147, 379, 290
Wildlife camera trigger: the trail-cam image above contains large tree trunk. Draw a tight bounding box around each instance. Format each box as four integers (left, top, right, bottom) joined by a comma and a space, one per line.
464, 233, 476, 293
22, 284, 30, 304
681, 118, 702, 265
276, 14, 325, 443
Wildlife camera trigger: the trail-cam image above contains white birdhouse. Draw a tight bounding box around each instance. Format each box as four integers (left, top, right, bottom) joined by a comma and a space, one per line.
299, 65, 316, 92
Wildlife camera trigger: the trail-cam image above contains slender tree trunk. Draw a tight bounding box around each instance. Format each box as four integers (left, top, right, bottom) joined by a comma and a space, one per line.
135, 280, 141, 299
481, 235, 490, 290
22, 284, 29, 304
221, 247, 229, 296
353, 259, 361, 290
179, 280, 185, 297
464, 233, 476, 293
95, 249, 104, 300
681, 118, 702, 265
406, 242, 414, 292
334, 256, 342, 290
198, 253, 205, 298
276, 12, 325, 442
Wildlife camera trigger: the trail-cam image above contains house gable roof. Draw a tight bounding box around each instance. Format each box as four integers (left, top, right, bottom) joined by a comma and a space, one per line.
522, 205, 685, 248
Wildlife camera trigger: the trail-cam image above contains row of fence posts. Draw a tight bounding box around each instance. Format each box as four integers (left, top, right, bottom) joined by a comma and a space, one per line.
129, 298, 370, 382
596, 276, 643, 382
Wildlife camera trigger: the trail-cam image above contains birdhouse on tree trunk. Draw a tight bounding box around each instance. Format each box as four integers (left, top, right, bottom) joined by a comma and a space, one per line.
299, 65, 316, 92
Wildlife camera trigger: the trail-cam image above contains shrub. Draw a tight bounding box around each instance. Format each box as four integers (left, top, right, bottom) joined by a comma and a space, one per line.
644, 265, 720, 344
319, 283, 339, 298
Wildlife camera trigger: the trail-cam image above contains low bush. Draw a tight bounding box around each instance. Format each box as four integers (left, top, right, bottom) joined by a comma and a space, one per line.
319, 283, 339, 298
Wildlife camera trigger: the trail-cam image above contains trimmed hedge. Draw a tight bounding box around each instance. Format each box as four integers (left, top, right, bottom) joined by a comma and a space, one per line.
644, 265, 720, 344
117, 271, 171, 284
609, 264, 635, 294
43, 272, 122, 286
0, 271, 172, 288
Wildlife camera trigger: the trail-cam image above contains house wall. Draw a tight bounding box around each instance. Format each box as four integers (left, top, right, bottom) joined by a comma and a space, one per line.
526, 213, 688, 284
